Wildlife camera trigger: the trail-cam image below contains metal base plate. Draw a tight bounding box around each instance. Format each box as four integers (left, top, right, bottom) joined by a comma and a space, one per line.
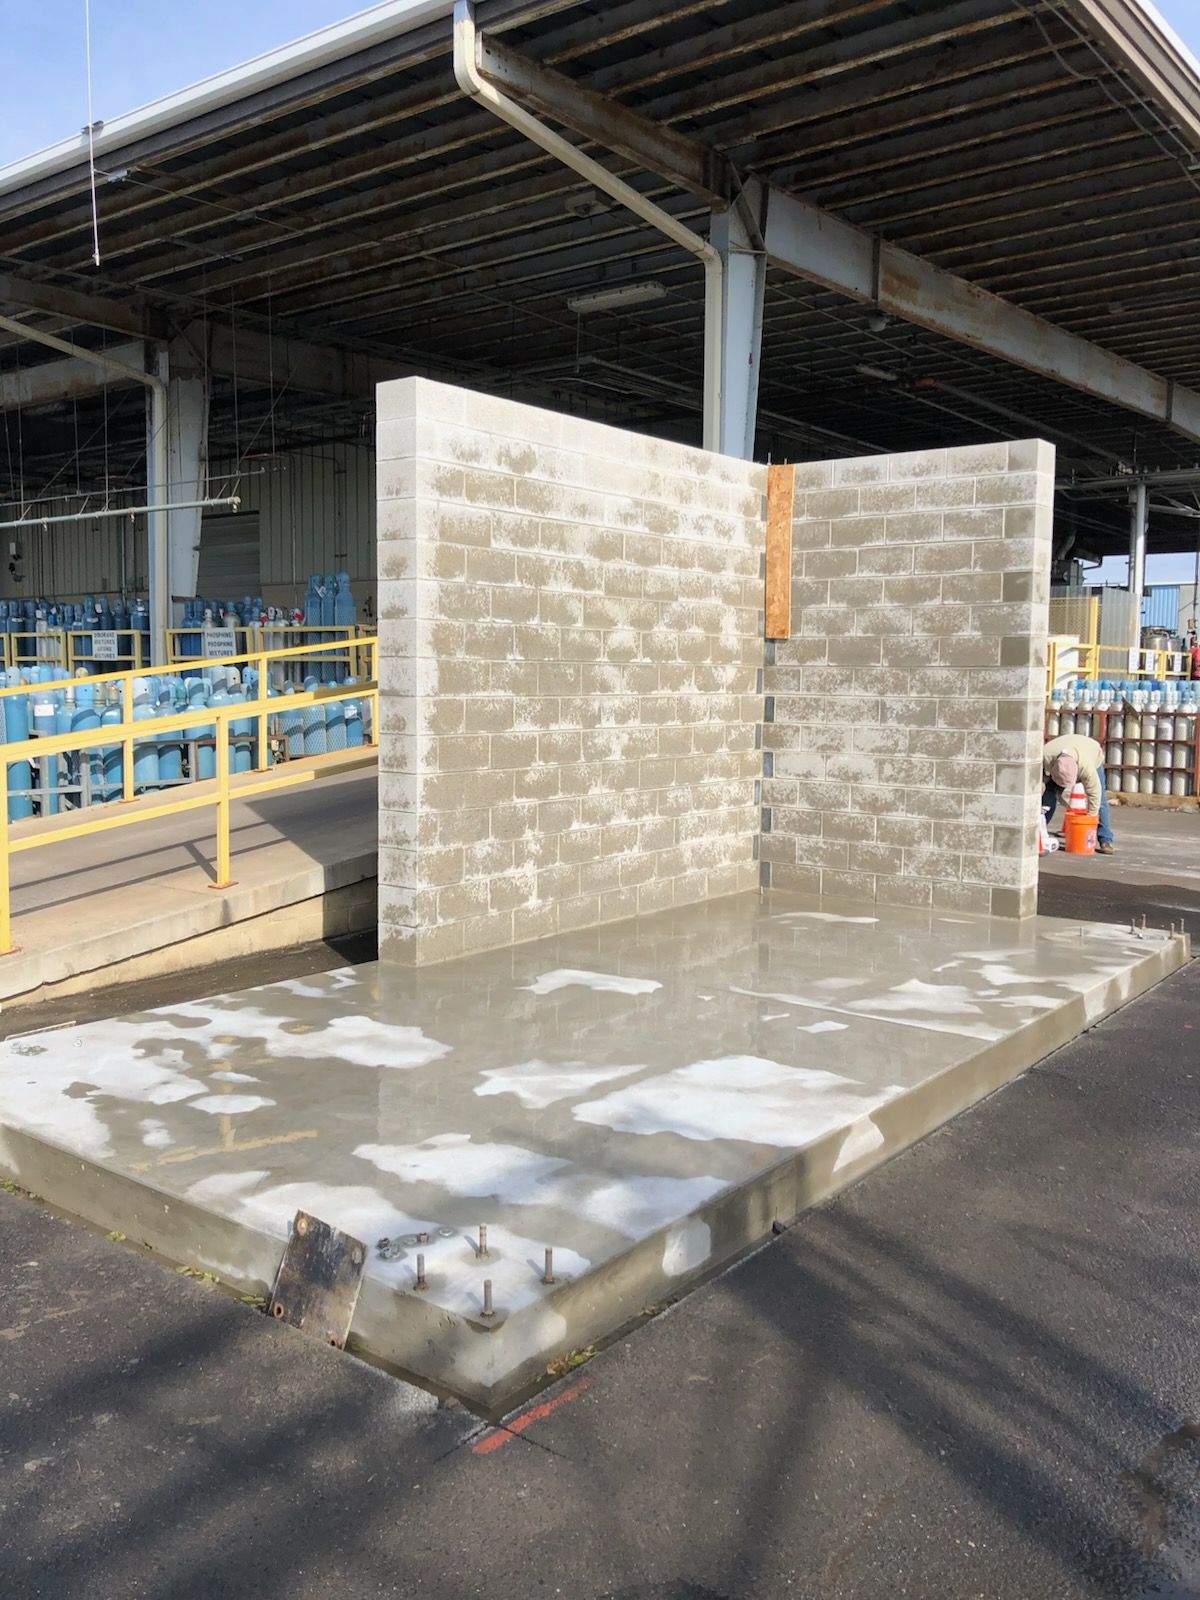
269, 1210, 366, 1349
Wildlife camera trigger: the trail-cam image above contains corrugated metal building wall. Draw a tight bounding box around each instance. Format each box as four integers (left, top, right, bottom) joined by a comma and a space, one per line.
0, 443, 377, 618
1141, 585, 1180, 631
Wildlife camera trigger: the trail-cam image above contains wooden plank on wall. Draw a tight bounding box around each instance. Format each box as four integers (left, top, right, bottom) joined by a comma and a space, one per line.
765, 463, 795, 641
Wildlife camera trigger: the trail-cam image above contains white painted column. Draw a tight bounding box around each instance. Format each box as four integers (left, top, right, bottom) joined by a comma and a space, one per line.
146, 345, 170, 665
710, 184, 767, 460
1129, 480, 1148, 631
166, 337, 211, 610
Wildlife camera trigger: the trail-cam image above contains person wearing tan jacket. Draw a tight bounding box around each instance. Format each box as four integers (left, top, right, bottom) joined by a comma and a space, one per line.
1041, 733, 1115, 853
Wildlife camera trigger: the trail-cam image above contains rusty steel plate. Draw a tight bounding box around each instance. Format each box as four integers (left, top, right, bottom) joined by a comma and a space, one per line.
268, 1210, 366, 1349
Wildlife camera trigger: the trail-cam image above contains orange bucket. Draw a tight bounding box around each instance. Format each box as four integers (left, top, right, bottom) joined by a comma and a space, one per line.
1063, 812, 1098, 855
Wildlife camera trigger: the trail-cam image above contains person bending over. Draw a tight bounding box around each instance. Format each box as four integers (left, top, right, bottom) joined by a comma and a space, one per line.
1041, 734, 1115, 855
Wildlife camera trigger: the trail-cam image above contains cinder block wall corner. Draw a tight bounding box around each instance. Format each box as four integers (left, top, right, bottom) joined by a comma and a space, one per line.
376, 378, 768, 965
761, 439, 1053, 918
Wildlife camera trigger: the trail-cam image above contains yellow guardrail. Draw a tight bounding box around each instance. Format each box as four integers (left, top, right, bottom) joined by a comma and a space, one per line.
166, 622, 373, 666
1, 628, 151, 674
0, 635, 378, 955
1047, 638, 1193, 695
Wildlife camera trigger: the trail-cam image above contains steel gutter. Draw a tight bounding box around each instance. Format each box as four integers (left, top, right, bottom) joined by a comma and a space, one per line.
451, 0, 724, 452
0, 0, 457, 202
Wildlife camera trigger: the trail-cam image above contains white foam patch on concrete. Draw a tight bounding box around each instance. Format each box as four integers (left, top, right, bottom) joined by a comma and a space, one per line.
138, 1118, 173, 1150
275, 969, 360, 999
523, 969, 662, 997
185, 1169, 270, 1207
731, 984, 1004, 1043
6, 1002, 449, 1080
474, 1059, 644, 1110
0, 1050, 206, 1162
662, 1219, 712, 1277
833, 1115, 885, 1173
579, 1175, 725, 1238
774, 911, 879, 925
187, 1094, 275, 1116
354, 1134, 568, 1201
798, 1020, 848, 1035
575, 1056, 900, 1148
210, 1070, 257, 1084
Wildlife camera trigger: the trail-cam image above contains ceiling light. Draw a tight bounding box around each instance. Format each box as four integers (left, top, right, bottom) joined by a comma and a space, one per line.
866, 312, 891, 333
565, 192, 612, 219
855, 363, 899, 383
567, 281, 668, 314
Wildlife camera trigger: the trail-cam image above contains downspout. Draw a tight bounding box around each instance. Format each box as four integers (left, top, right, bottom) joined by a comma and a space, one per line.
0, 313, 170, 662
452, 0, 725, 453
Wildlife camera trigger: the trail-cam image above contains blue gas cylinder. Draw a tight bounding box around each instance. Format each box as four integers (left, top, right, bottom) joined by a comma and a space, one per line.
279, 685, 304, 759
133, 701, 160, 791
3, 690, 33, 821
54, 702, 78, 805
209, 687, 231, 777
157, 686, 183, 785
185, 681, 215, 781
99, 704, 123, 800
301, 675, 326, 757
31, 688, 61, 815
323, 682, 346, 751
229, 691, 254, 774
71, 701, 102, 805
333, 572, 355, 627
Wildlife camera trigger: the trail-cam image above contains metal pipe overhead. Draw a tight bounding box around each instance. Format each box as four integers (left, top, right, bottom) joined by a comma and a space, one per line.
0, 497, 239, 532
452, 0, 725, 453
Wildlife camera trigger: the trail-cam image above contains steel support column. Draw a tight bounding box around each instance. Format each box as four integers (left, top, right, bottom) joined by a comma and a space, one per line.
1129, 480, 1148, 625
711, 184, 766, 460
146, 346, 171, 665
166, 337, 210, 607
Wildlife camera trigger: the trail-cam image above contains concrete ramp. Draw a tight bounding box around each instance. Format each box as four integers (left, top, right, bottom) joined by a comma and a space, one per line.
0, 891, 1185, 1409
0, 762, 376, 1006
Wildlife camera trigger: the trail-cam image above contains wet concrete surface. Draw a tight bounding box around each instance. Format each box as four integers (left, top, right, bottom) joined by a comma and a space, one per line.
1, 956, 1196, 1599
0, 892, 1184, 1404
1039, 807, 1200, 941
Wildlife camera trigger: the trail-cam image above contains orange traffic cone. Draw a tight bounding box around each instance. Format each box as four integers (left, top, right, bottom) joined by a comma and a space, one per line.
1064, 782, 1098, 854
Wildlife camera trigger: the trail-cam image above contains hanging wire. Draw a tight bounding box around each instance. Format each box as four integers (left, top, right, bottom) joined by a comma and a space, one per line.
83, 0, 102, 266
267, 277, 277, 458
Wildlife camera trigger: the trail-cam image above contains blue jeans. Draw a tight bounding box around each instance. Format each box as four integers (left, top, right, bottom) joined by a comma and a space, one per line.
1043, 769, 1114, 846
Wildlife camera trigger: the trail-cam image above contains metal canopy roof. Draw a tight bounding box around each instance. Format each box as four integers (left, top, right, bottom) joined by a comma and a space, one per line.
2, 0, 1199, 557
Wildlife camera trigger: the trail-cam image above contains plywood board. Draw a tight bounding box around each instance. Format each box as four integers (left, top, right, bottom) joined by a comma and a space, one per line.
765, 463, 795, 640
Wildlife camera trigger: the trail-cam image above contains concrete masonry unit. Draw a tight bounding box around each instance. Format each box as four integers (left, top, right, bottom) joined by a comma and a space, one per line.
0, 892, 1186, 1407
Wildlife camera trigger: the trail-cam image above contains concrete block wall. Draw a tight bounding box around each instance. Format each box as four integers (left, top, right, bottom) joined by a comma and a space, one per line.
377, 378, 766, 965
761, 441, 1052, 918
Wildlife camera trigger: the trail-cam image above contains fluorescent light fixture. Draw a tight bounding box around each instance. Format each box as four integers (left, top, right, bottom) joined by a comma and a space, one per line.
567, 280, 667, 314
855, 363, 900, 383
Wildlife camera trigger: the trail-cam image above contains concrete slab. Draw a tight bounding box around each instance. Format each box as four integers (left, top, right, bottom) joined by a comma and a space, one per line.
0, 891, 1186, 1408
1041, 804, 1200, 893
0, 763, 376, 1004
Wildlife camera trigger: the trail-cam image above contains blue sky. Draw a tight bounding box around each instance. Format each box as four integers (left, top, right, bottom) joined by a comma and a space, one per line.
2, 0, 1196, 169
2, 0, 1197, 589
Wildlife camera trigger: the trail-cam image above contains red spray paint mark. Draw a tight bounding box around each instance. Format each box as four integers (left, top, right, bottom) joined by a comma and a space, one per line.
472, 1377, 592, 1455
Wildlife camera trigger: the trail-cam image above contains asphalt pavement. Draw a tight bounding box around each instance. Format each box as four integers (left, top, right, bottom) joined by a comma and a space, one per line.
1, 844, 1198, 1599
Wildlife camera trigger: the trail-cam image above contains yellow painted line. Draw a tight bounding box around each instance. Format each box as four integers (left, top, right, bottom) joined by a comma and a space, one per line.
128, 1128, 320, 1172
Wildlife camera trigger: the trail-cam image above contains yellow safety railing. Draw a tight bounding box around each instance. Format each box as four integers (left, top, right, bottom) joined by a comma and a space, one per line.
1, 628, 150, 674
0, 635, 378, 955
1047, 638, 1193, 696
166, 622, 372, 666
0, 634, 376, 705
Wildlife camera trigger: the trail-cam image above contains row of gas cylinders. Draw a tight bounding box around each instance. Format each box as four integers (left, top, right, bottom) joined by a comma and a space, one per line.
0, 667, 368, 820
1106, 767, 1194, 796
1046, 707, 1199, 741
